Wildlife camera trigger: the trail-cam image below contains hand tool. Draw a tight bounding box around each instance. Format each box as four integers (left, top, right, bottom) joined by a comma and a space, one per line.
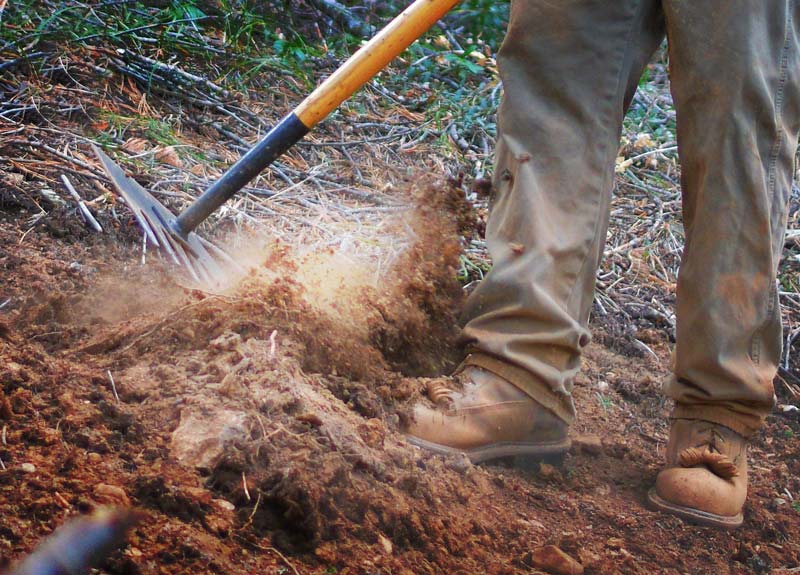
95, 0, 462, 285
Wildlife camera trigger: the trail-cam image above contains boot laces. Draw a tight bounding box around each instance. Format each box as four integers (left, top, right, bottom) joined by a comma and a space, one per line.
425, 380, 457, 405
677, 423, 739, 479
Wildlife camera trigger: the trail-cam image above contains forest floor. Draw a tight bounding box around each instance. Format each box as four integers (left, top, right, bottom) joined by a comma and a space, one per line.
1, 2, 800, 574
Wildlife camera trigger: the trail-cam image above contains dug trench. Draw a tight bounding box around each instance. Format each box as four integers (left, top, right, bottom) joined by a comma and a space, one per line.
1, 180, 799, 575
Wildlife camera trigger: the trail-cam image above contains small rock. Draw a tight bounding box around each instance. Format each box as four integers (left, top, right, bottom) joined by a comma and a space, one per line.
445, 453, 473, 474
606, 537, 625, 550
528, 545, 584, 575
574, 434, 604, 456
773, 498, 787, 507
170, 409, 249, 471
296, 412, 323, 427
93, 483, 131, 506
19, 463, 36, 474
87, 452, 103, 464
0, 393, 13, 419
214, 498, 236, 512
378, 534, 393, 555
538, 462, 562, 480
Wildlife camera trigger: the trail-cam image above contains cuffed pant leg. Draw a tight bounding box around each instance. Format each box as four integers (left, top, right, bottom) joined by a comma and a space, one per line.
459, 0, 664, 422
663, 0, 800, 437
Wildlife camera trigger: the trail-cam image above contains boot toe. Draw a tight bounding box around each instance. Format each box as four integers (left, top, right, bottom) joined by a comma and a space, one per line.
403, 404, 483, 452
650, 467, 745, 527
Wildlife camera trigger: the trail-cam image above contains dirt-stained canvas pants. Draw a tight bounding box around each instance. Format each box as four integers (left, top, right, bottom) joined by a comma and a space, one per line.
459, 0, 800, 437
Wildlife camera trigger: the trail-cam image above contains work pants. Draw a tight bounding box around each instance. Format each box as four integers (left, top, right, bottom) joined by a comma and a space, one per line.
459, 0, 800, 437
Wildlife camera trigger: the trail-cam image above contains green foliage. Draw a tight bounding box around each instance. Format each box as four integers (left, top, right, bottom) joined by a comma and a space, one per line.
1, 0, 509, 160
446, 0, 509, 50
596, 392, 614, 410
458, 253, 491, 283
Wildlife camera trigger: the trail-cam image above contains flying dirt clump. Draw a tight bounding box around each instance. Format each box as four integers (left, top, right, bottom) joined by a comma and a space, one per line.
362, 178, 468, 376
220, 177, 469, 378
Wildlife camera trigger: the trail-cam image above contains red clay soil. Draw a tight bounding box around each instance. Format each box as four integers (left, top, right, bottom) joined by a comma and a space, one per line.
1, 187, 800, 575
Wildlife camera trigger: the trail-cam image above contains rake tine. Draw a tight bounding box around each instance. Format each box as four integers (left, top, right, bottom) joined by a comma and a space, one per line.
94, 146, 241, 286
197, 235, 245, 274
130, 206, 161, 248
191, 258, 215, 286
146, 207, 216, 284
144, 209, 182, 267
92, 145, 160, 247
188, 236, 227, 285
165, 232, 203, 284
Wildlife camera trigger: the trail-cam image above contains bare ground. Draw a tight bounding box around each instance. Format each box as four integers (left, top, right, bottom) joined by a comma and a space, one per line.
1, 185, 799, 574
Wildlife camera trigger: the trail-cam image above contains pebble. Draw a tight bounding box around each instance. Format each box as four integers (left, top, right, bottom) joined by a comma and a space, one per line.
93, 483, 131, 506
538, 463, 558, 479
606, 537, 625, 550
574, 434, 604, 456
378, 534, 393, 555
528, 545, 584, 575
19, 463, 36, 473
445, 453, 473, 474
214, 498, 236, 512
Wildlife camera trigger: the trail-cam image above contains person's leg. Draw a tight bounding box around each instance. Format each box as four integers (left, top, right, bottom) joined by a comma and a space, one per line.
664, 0, 800, 438
458, 0, 665, 423
404, 0, 666, 461
649, 0, 800, 528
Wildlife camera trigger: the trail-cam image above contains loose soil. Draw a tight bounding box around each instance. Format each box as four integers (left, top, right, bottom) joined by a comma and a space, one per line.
1, 180, 799, 575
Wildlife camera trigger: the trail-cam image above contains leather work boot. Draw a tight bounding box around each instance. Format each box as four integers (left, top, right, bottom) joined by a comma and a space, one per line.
403, 366, 570, 463
647, 419, 748, 529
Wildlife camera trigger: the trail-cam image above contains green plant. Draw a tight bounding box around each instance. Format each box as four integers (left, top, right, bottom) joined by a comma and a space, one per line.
596, 392, 614, 410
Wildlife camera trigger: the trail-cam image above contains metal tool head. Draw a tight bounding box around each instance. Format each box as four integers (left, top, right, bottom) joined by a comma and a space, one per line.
93, 145, 242, 287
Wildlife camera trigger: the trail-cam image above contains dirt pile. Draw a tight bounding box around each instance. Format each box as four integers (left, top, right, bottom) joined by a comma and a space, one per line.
2, 179, 800, 574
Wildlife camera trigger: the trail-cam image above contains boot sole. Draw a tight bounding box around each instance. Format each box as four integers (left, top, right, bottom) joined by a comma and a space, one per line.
405, 435, 571, 465
646, 488, 743, 529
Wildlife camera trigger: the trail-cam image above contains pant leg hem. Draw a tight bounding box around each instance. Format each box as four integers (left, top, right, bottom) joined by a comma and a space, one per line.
460, 352, 576, 424
671, 404, 763, 438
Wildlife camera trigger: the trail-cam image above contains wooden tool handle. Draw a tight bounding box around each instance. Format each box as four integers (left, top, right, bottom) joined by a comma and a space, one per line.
295, 0, 462, 128
177, 0, 461, 234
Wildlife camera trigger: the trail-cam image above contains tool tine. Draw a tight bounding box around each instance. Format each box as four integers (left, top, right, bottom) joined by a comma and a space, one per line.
92, 145, 246, 286
130, 205, 161, 248
165, 231, 203, 284
188, 234, 227, 285
191, 259, 215, 287
197, 235, 245, 274
145, 209, 182, 267
93, 145, 162, 247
